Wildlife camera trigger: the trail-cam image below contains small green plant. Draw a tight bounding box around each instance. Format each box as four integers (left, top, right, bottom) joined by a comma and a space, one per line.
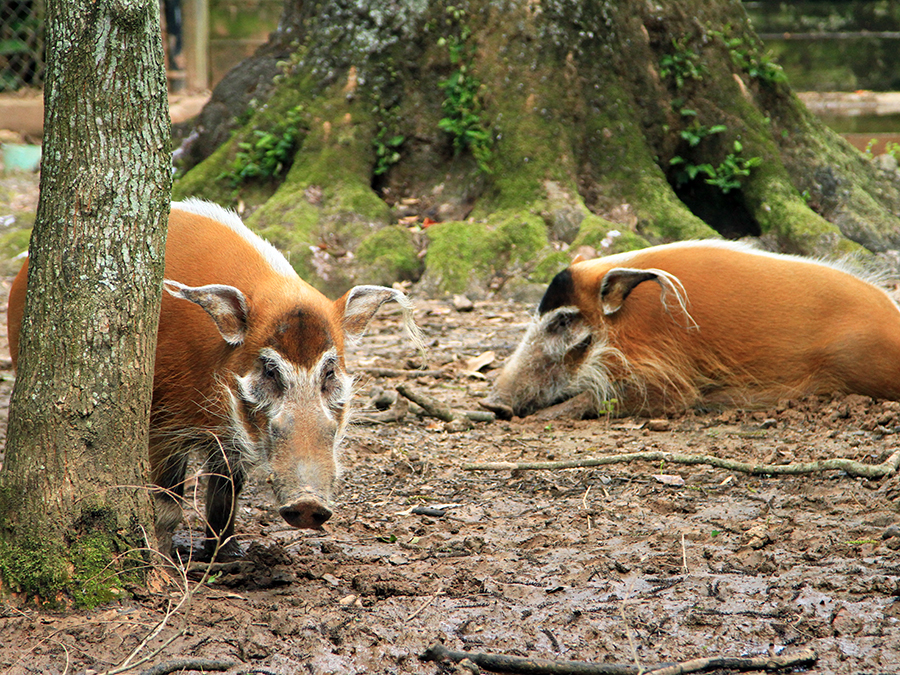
220, 105, 307, 187
680, 120, 727, 148
658, 37, 706, 89
714, 29, 787, 85
705, 141, 762, 193
373, 128, 405, 176
437, 11, 493, 174
671, 141, 761, 194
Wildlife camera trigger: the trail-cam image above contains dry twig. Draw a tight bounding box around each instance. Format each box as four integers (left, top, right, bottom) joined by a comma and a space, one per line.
646, 648, 817, 675
137, 659, 234, 675
397, 383, 458, 422
421, 643, 818, 675
464, 449, 900, 479
421, 643, 640, 674
363, 367, 445, 378
396, 383, 486, 429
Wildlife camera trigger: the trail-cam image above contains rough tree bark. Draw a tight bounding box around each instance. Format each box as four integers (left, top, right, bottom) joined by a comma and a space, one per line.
0, 0, 171, 605
173, 0, 900, 297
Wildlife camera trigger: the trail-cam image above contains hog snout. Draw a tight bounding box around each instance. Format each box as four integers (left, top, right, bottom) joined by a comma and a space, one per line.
480, 395, 514, 420
278, 494, 333, 530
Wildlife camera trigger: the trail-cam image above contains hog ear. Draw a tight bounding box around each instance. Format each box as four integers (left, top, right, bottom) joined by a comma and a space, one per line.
338, 285, 425, 352
600, 267, 697, 328
599, 268, 665, 315
163, 280, 249, 346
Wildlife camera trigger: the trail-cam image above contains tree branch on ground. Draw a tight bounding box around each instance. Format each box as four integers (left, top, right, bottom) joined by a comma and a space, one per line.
420, 642, 818, 675
136, 659, 235, 675
396, 383, 495, 428
463, 449, 900, 479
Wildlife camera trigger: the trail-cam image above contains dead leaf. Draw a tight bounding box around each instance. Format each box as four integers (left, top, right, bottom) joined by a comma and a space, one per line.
465, 351, 495, 373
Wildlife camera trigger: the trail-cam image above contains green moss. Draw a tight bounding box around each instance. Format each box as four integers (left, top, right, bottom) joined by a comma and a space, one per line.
356, 226, 422, 286
491, 210, 548, 264
424, 211, 550, 294
174, 73, 320, 208
530, 249, 571, 283
424, 220, 489, 294
173, 139, 241, 205
252, 199, 320, 281
69, 532, 121, 608
572, 214, 651, 255
0, 536, 70, 605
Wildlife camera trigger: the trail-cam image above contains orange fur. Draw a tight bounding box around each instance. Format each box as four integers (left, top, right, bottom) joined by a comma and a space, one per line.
571, 241, 900, 409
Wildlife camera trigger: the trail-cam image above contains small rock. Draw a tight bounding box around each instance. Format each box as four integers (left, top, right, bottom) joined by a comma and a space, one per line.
452, 294, 475, 312
652, 473, 685, 487
444, 417, 475, 432
646, 418, 671, 431
455, 658, 481, 674
882, 524, 900, 540
744, 523, 771, 550
874, 153, 899, 173
368, 386, 397, 410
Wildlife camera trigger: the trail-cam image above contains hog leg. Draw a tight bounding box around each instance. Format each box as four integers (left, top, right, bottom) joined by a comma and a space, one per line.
204, 444, 245, 559
152, 448, 189, 558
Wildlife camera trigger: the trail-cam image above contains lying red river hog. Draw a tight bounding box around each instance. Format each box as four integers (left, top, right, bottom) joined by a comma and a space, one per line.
8, 199, 423, 558
482, 240, 900, 419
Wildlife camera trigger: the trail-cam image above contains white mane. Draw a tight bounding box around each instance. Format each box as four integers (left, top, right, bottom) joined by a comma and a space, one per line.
172, 198, 296, 279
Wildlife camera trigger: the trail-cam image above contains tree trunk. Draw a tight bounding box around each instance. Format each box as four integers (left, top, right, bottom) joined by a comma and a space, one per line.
173, 0, 900, 297
0, 0, 170, 605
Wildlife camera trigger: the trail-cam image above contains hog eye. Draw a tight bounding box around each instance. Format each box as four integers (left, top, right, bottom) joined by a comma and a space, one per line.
259, 355, 286, 392
321, 362, 336, 395
545, 308, 580, 335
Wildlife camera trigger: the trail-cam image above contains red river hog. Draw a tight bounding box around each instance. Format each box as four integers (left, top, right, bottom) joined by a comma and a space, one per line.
8, 198, 423, 557
482, 240, 900, 419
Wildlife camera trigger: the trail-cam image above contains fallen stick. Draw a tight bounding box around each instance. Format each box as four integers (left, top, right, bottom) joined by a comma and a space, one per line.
421, 643, 817, 675
138, 659, 235, 675
463, 448, 900, 479
363, 367, 445, 378
645, 648, 817, 675
397, 383, 490, 431
397, 383, 457, 422
421, 643, 640, 674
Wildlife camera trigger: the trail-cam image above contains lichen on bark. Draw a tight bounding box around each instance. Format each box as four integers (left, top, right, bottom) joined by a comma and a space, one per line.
175, 0, 900, 296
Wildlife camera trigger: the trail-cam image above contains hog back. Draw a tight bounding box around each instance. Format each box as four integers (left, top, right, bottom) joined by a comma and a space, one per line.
568, 242, 900, 400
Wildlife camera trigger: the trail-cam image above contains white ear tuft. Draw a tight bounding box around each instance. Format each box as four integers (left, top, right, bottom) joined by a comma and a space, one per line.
164, 279, 249, 345
339, 285, 426, 354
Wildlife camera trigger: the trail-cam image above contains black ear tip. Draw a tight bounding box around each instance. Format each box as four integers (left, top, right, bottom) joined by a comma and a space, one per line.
539, 267, 575, 315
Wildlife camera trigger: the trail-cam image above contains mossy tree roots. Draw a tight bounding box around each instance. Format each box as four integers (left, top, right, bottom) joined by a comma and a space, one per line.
175, 0, 900, 296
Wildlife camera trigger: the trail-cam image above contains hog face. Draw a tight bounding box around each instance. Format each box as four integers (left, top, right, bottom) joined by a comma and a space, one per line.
482, 305, 622, 419
482, 265, 693, 419
227, 344, 349, 529
161, 281, 422, 554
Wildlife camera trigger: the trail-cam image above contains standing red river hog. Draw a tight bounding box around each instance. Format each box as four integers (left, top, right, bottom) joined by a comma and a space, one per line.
7, 198, 424, 558
481, 240, 900, 419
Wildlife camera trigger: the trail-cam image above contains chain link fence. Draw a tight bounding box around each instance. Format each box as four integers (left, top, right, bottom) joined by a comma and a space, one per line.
0, 0, 45, 91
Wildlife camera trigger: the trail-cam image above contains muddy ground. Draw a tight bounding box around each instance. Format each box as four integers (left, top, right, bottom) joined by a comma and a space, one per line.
1, 172, 900, 674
